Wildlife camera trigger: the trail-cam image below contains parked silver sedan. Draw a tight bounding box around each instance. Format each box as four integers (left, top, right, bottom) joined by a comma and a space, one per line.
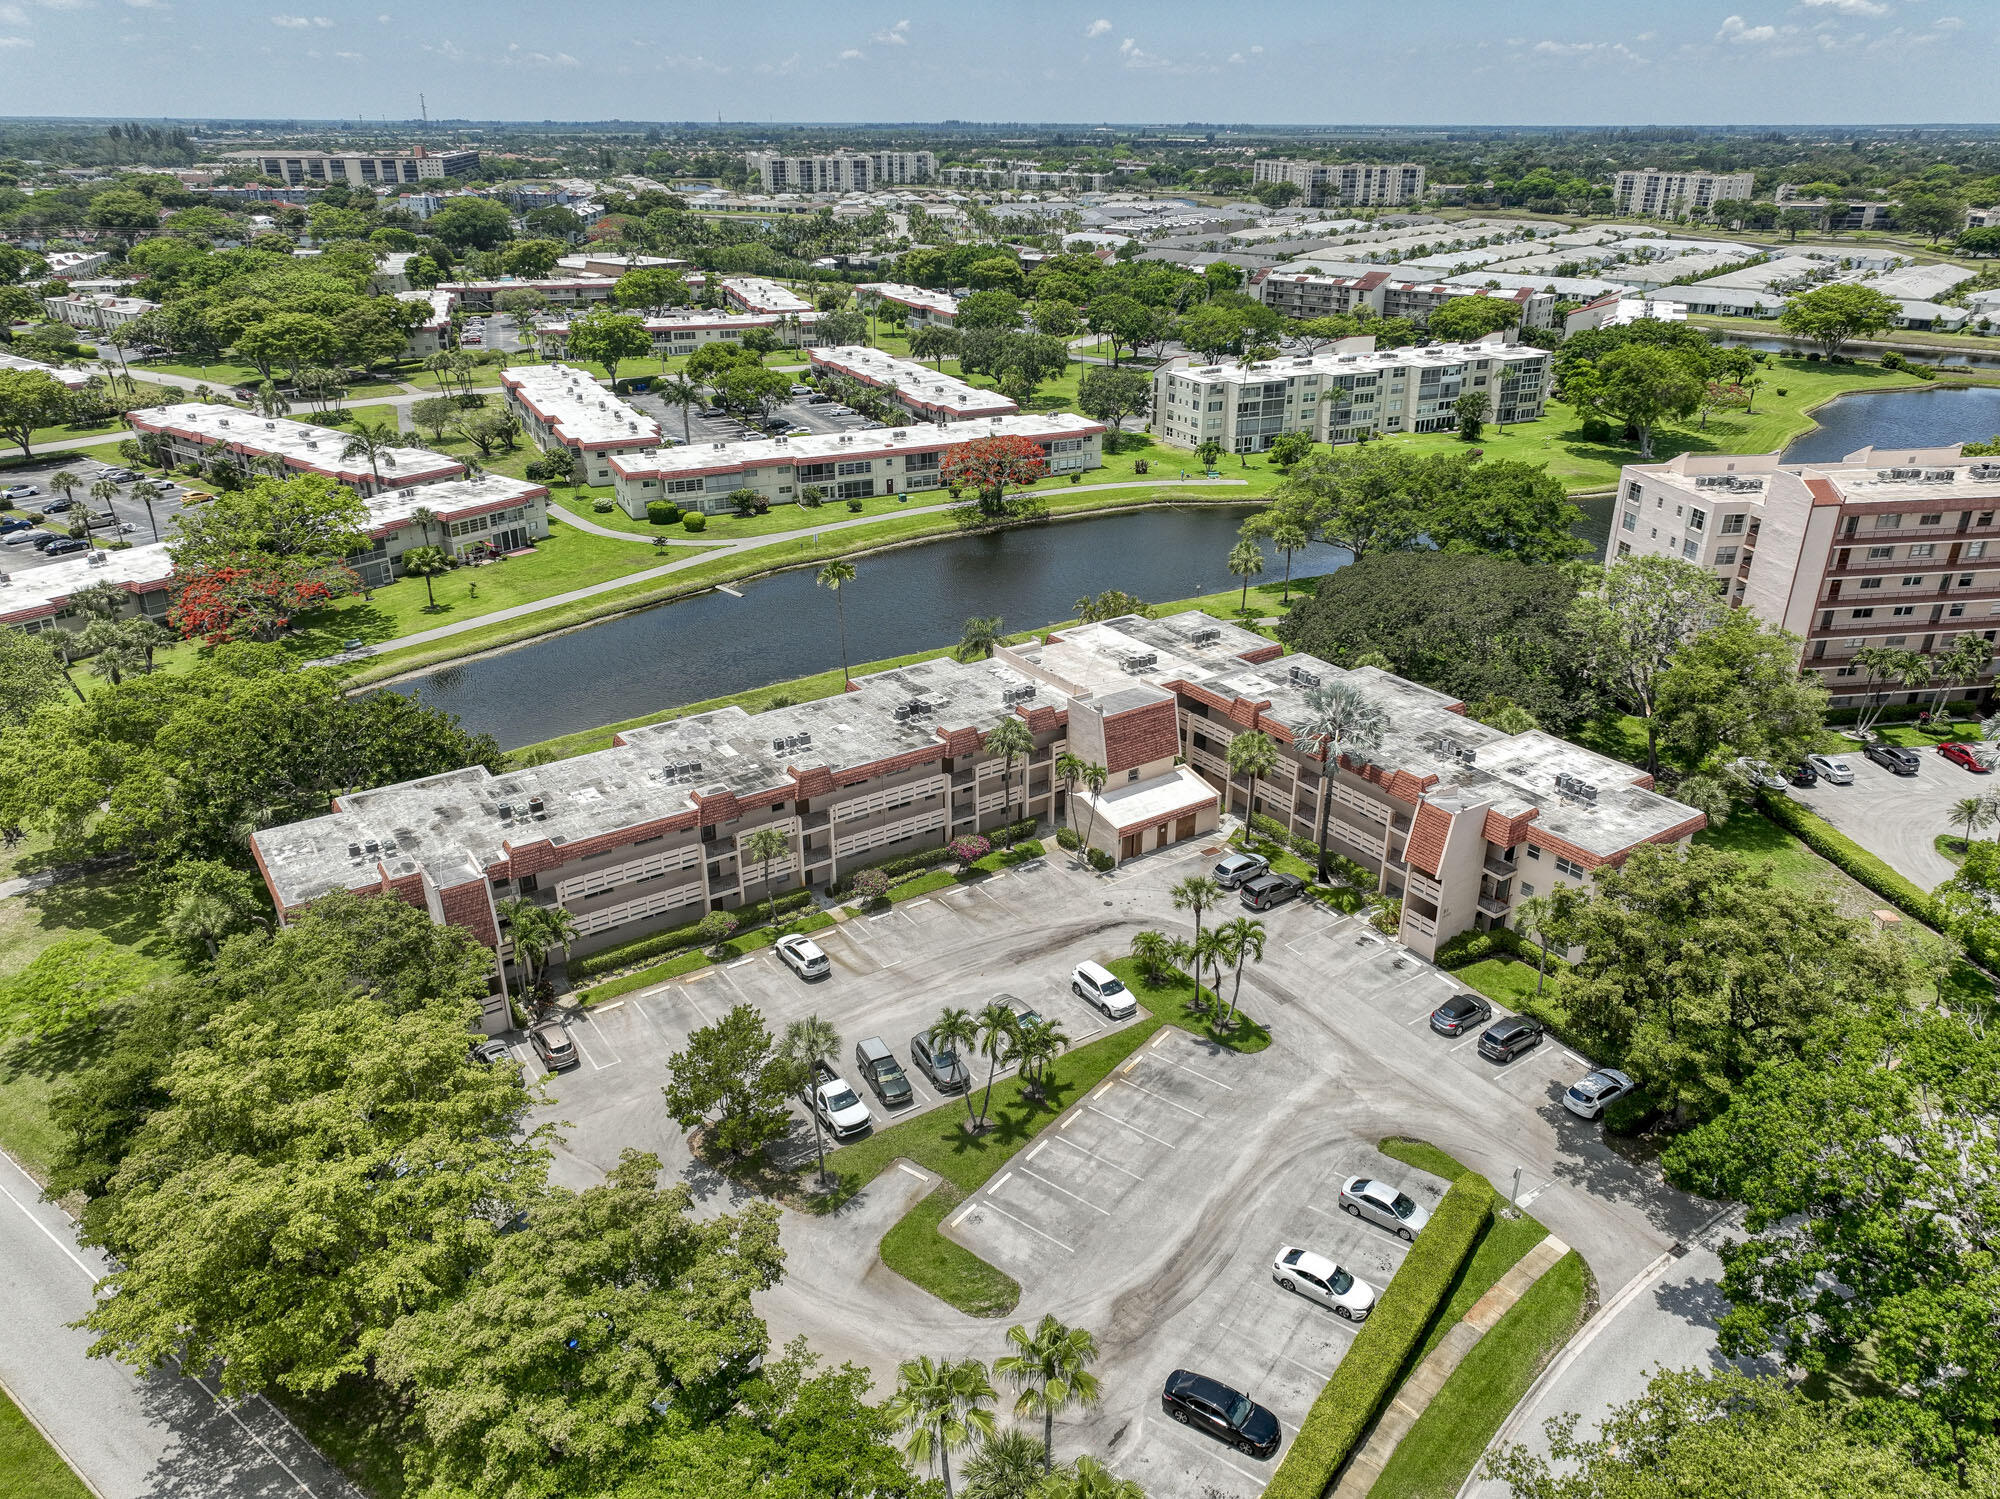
1805, 753, 1855, 785
1339, 1175, 1431, 1241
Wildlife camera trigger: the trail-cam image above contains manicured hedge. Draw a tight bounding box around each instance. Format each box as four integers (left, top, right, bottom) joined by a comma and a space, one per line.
567, 889, 814, 980
1264, 1173, 1498, 1499
1435, 925, 1568, 977
1756, 793, 1943, 929
826, 818, 1038, 897
1251, 812, 1378, 893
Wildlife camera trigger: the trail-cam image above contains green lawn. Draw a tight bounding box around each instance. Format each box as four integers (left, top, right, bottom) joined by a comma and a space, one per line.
879, 1186, 1021, 1317
0, 1383, 92, 1499
1103, 956, 1271, 1052
1368, 1251, 1591, 1499
1451, 958, 1550, 1010
1693, 808, 1885, 918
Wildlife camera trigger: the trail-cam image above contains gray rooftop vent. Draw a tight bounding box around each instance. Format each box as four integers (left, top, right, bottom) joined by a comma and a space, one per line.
1970, 464, 2000, 482
1288, 664, 1321, 688
1120, 651, 1158, 673
773, 737, 788, 753
1886, 466, 1924, 480
497, 803, 513, 819
1553, 772, 1599, 805
1189, 625, 1222, 645
1923, 469, 1957, 482
363, 839, 380, 854
1002, 682, 1037, 704
348, 842, 363, 859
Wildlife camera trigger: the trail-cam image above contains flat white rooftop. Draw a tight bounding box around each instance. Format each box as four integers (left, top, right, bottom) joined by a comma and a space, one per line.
0, 350, 92, 389
857, 282, 960, 316
613, 412, 1103, 481
128, 404, 462, 487
810, 346, 1018, 418
361, 474, 547, 536
0, 541, 176, 624
502, 365, 661, 449
721, 277, 814, 315
1162, 334, 1547, 387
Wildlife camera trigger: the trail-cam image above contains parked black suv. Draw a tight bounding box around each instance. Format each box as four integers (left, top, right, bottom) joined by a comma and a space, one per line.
1864, 742, 1921, 777
1478, 1016, 1545, 1063
1161, 1369, 1281, 1459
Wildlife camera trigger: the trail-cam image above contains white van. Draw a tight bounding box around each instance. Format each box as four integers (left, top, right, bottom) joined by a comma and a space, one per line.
1072, 960, 1137, 1019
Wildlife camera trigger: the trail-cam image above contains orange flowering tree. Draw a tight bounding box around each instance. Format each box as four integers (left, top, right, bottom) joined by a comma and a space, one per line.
940, 434, 1049, 518
167, 558, 356, 645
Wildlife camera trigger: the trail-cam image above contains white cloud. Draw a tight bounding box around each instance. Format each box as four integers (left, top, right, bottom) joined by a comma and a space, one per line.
504, 41, 577, 66
753, 51, 801, 75
122, 0, 169, 9
1250, 42, 1263, 52
0, 33, 30, 44
270, 13, 331, 26
1933, 13, 1965, 25
334, 48, 360, 58
31, 0, 92, 10
870, 17, 909, 45
1801, 0, 1889, 12
1084, 17, 1110, 36
1636, 29, 1658, 40
839, 46, 861, 58
1532, 38, 1645, 60
1716, 14, 1780, 41
0, 3, 25, 20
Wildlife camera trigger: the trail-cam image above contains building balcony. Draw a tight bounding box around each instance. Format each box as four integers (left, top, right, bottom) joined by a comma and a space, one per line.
1477, 893, 1511, 919
1483, 855, 1517, 879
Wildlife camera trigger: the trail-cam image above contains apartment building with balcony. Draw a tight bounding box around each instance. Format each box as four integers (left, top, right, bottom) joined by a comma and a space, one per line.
1610, 445, 2000, 704
398, 288, 453, 357
42, 291, 157, 335
855, 282, 960, 327
220, 147, 479, 186
436, 275, 618, 312
127, 403, 463, 498
535, 309, 822, 360
809, 345, 1020, 423
746, 150, 936, 193
1, 542, 176, 637
343, 474, 550, 587
609, 413, 1103, 517
939, 163, 1110, 193
720, 277, 816, 316
499, 364, 660, 486
1612, 169, 1755, 217
1150, 334, 1551, 453
1252, 159, 1426, 207
1255, 269, 1554, 330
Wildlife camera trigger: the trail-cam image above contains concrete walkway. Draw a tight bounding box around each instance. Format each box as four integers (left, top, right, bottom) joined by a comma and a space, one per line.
546, 502, 714, 544
1335, 1233, 1572, 1497
311, 478, 1253, 667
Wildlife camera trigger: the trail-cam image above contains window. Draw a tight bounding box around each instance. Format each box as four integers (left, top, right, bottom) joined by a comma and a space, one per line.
1951, 603, 1967, 617
1982, 512, 1995, 526
1835, 665, 1859, 677
836, 460, 873, 476
1616, 540, 1632, 557
1720, 514, 1746, 534
1716, 546, 1738, 565
837, 478, 873, 500
1902, 576, 1925, 587
1868, 545, 1894, 559
1682, 538, 1701, 559
1687, 508, 1706, 532
1875, 514, 1902, 529
1860, 577, 1883, 589
1893, 606, 1915, 617
1851, 608, 1875, 619
665, 477, 704, 496
1127, 768, 1139, 782
1967, 541, 1988, 558
1621, 510, 1638, 532
1625, 481, 1642, 501
1554, 855, 1587, 879
1524, 844, 1541, 860
1910, 543, 1937, 558
1921, 513, 1943, 526
1519, 882, 1535, 897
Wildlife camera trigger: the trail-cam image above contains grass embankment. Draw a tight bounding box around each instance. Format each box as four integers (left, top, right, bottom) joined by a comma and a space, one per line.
0, 1383, 93, 1499
1102, 956, 1270, 1053
576, 910, 836, 1006
1684, 313, 2000, 358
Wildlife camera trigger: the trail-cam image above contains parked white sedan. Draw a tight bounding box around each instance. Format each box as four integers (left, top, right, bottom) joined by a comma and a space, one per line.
1271, 1246, 1376, 1321
776, 932, 830, 980
1805, 753, 1855, 785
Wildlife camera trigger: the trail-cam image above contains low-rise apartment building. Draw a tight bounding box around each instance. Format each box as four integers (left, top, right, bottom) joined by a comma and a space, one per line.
1252, 159, 1426, 207
221, 147, 480, 185
43, 250, 109, 279
534, 309, 822, 359
1609, 445, 2000, 703
398, 289, 453, 357
0, 349, 93, 390
42, 292, 157, 335
746, 150, 935, 193
245, 609, 1696, 1021
1255, 270, 1555, 330
0, 543, 176, 637
609, 413, 1103, 517
1562, 294, 1689, 336
437, 276, 617, 312
345, 474, 550, 587
499, 364, 661, 486
127, 403, 463, 498
720, 277, 815, 316
1151, 335, 1552, 453
939, 163, 1110, 193
856, 282, 960, 327
809, 345, 1019, 423
1612, 169, 1755, 217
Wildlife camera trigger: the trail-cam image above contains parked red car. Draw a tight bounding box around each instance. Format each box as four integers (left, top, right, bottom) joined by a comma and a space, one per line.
1937, 742, 1991, 773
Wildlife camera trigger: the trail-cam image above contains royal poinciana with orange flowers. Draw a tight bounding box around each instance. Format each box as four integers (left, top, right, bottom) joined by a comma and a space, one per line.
166, 557, 358, 645
940, 433, 1048, 515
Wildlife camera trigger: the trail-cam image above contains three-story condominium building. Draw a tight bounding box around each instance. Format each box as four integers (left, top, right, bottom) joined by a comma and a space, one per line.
1609, 444, 2000, 704
1612, 168, 1755, 216
1255, 270, 1555, 331
609, 413, 1103, 517
499, 364, 661, 486
855, 283, 960, 327
720, 277, 816, 316
533, 309, 822, 359
127, 404, 463, 497
1150, 335, 1551, 453
809, 345, 1020, 423
1252, 159, 1426, 206
247, 611, 1699, 1030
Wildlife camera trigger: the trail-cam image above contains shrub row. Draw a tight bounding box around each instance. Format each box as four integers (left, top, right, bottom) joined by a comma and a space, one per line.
1823, 701, 1978, 727
1249, 813, 1378, 893
1434, 925, 1568, 977
1264, 1173, 1498, 1499
825, 819, 1038, 897
567, 889, 815, 981
1756, 793, 1944, 931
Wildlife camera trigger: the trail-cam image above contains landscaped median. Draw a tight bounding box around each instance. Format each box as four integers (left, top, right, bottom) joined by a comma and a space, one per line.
1102, 956, 1270, 1053
572, 894, 833, 1005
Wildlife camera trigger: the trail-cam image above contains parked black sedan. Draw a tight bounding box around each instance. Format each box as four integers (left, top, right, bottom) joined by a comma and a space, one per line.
1478, 1016, 1546, 1063
1161, 1369, 1281, 1459
1430, 993, 1493, 1037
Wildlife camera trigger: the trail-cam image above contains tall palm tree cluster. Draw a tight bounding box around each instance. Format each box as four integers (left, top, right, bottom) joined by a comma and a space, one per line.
1132, 874, 1268, 1029
496, 895, 579, 1001
886, 1315, 1137, 1499
929, 998, 1069, 1133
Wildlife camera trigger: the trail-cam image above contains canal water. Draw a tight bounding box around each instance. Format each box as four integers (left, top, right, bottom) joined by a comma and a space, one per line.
386, 506, 1355, 749
387, 386, 2000, 749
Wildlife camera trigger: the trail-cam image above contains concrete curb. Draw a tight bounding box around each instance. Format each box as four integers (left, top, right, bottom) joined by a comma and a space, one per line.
0, 1366, 105, 1499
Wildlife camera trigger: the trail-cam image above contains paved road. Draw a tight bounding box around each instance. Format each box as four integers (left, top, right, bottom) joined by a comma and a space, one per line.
1792, 744, 1976, 890
1461, 1208, 1778, 1499
313, 478, 1253, 668
0, 1148, 361, 1499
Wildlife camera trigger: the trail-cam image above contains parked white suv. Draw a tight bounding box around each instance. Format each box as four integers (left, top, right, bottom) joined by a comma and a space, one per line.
811, 1060, 871, 1138
1072, 960, 1137, 1019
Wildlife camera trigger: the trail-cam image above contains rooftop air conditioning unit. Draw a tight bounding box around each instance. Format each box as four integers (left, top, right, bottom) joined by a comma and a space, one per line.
1190, 626, 1221, 645
1924, 470, 1956, 482
1970, 464, 2000, 482
1887, 466, 1923, 480
772, 738, 787, 753
1289, 664, 1321, 688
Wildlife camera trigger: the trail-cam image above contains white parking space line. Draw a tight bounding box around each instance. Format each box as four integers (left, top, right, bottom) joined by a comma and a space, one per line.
1087, 1102, 1177, 1147
576, 1011, 623, 1068
1044, 1130, 1145, 1180
1144, 1417, 1267, 1486
510, 1041, 545, 1079
1449, 1033, 1484, 1053
1302, 1202, 1341, 1219
593, 1000, 625, 1013
1118, 1074, 1207, 1118
1278, 1351, 1332, 1380
728, 956, 758, 969
1161, 1055, 1234, 1089
1015, 1164, 1112, 1215
897, 1162, 929, 1181
904, 898, 931, 909
976, 1196, 1077, 1253
568, 1028, 614, 1072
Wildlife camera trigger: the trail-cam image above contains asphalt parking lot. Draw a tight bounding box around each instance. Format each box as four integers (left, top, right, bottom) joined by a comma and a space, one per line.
626, 390, 884, 451
0, 455, 188, 568
1791, 738, 1991, 891
519, 836, 1693, 1499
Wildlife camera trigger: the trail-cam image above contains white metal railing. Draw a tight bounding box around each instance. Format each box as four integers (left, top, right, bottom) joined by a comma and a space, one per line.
567, 879, 705, 937
832, 775, 945, 824
835, 807, 947, 860
556, 843, 701, 903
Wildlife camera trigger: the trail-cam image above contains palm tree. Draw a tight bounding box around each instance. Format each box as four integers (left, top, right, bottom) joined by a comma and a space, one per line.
400, 545, 452, 610
1269, 516, 1311, 602
1217, 916, 1267, 1028
658, 372, 701, 443
777, 1014, 841, 1185
1128, 928, 1175, 986
960, 1428, 1045, 1499
1053, 751, 1086, 857
1226, 728, 1279, 827
982, 715, 1034, 826
48, 469, 81, 510
929, 1005, 981, 1127
816, 558, 856, 690
76, 618, 142, 684
742, 824, 793, 930
1952, 795, 1995, 850
130, 480, 162, 543
1193, 926, 1230, 1014
1036, 1456, 1145, 1499
88, 477, 118, 532
1169, 875, 1223, 982
408, 504, 441, 548
342, 418, 400, 492
1513, 886, 1586, 996
497, 896, 553, 992
1227, 537, 1266, 613
1012, 1016, 1067, 1100
994, 1315, 1103, 1472
884, 1356, 997, 1499
1074, 761, 1109, 863
957, 614, 1005, 661
1296, 680, 1388, 881
971, 999, 1018, 1130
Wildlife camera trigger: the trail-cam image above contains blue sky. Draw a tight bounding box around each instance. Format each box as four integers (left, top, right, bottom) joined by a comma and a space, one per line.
0, 0, 1991, 125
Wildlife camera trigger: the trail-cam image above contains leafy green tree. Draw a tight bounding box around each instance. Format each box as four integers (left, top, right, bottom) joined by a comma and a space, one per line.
566, 307, 653, 384
234, 311, 342, 386
961, 1427, 1045, 1499
884, 1356, 997, 1499
1428, 458, 1586, 565
1562, 843, 1907, 1123
428, 196, 514, 252
157, 857, 265, 962
337, 417, 401, 491
1033, 1455, 1146, 1499
167, 470, 370, 571
0, 628, 70, 725
0, 367, 74, 457
993, 1315, 1102, 1471
957, 290, 1023, 332
1075, 367, 1153, 433
1664, 1014, 2000, 1469
1563, 344, 1705, 459
1425, 295, 1522, 343
1484, 1366, 1969, 1499
375, 1150, 784, 1499
498, 237, 563, 280
1453, 388, 1492, 440
1511, 885, 1586, 996
910, 324, 960, 370
956, 614, 1005, 662
1295, 681, 1388, 881
1573, 555, 1727, 776
0, 938, 141, 1042
76, 892, 542, 1397
1268, 444, 1443, 559
1779, 282, 1902, 359
661, 1003, 794, 1161
1654, 610, 1827, 774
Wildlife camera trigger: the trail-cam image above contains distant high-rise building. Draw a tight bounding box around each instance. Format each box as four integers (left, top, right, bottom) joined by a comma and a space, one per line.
221, 147, 480, 186
745, 150, 935, 193
1251, 159, 1425, 207
1612, 169, 1755, 216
